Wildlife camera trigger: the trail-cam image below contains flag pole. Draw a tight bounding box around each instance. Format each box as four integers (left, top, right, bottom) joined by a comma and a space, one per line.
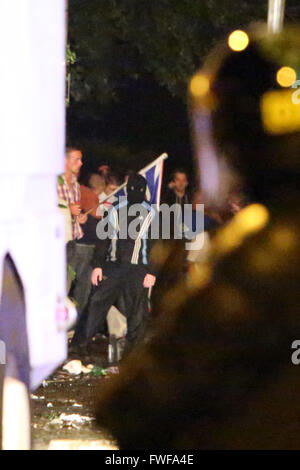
139, 152, 168, 174
268, 0, 286, 33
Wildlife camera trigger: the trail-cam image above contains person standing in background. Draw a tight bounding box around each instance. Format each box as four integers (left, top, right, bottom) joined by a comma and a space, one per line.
57, 147, 87, 292
98, 172, 121, 215
57, 147, 87, 240
164, 169, 191, 207
161, 169, 193, 245
70, 176, 102, 319
88, 173, 106, 198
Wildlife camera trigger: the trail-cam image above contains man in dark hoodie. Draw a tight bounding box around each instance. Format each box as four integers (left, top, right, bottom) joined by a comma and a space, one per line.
71, 174, 157, 351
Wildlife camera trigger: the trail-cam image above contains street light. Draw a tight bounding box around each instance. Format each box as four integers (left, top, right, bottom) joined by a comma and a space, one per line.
268, 0, 286, 33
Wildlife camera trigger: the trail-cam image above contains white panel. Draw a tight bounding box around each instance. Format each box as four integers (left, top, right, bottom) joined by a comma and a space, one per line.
0, 0, 65, 174
0, 1, 67, 389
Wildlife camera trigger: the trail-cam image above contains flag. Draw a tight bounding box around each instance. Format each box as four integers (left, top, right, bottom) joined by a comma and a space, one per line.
139, 153, 167, 206
109, 153, 168, 208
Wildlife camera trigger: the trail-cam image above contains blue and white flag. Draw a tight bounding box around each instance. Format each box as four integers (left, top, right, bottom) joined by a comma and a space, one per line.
109, 153, 168, 209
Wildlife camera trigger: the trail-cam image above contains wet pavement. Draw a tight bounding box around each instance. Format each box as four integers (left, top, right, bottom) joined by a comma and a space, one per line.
31, 335, 118, 450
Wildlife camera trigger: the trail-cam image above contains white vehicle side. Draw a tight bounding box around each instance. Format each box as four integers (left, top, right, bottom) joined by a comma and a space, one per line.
0, 0, 68, 449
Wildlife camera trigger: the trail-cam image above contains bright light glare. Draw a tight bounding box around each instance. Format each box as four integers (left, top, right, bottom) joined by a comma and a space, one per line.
276, 66, 297, 87
190, 75, 210, 98
228, 30, 249, 52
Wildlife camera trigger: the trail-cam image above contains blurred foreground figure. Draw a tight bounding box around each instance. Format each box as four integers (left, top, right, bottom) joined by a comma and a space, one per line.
96, 25, 300, 449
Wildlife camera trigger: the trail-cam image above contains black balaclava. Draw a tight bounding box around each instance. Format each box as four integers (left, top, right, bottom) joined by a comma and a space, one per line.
127, 174, 147, 205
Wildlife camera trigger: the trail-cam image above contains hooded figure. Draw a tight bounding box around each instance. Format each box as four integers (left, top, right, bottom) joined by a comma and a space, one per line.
95, 25, 300, 449
127, 174, 147, 205
71, 173, 157, 354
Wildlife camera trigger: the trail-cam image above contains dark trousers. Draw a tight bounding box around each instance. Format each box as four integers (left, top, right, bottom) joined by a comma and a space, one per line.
67, 242, 95, 317
72, 262, 149, 347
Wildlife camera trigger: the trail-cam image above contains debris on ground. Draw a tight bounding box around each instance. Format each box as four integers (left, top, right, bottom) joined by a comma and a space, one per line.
63, 360, 83, 375
31, 394, 45, 400
61, 362, 117, 377
49, 413, 95, 429
82, 364, 94, 374
105, 366, 119, 375
32, 335, 117, 449
62, 360, 95, 375
89, 365, 119, 377
90, 366, 107, 377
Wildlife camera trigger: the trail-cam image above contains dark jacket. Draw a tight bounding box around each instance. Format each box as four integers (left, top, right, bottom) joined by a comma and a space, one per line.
91, 199, 158, 275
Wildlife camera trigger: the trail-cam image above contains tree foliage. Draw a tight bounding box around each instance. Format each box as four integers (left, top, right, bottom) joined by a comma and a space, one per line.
67, 1, 300, 171
69, 0, 271, 104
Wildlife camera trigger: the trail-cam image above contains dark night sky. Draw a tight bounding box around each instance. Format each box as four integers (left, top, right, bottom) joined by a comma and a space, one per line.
67, 76, 194, 180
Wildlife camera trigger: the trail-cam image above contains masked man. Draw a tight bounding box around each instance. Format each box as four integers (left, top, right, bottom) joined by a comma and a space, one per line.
71, 174, 157, 352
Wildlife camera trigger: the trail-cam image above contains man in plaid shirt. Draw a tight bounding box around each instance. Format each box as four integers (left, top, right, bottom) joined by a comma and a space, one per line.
57, 147, 87, 240
57, 147, 88, 295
